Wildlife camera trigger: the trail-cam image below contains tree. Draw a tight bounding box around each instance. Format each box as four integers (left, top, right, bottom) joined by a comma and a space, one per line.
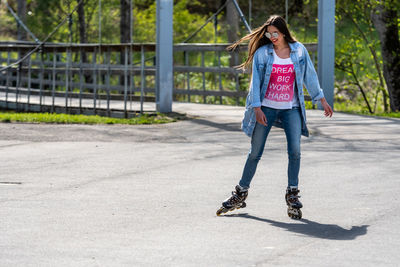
17, 0, 27, 41
226, 0, 239, 66
371, 1, 400, 112
77, 0, 87, 44
76, 0, 92, 84
120, 0, 132, 86
226, 0, 238, 44
335, 0, 392, 113
120, 0, 132, 44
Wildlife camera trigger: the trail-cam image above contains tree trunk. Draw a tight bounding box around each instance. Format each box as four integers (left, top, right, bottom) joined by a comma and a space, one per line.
289, 0, 304, 15
226, 0, 239, 67
17, 0, 27, 41
371, 3, 400, 111
120, 0, 132, 44
77, 0, 87, 45
76, 0, 92, 84
120, 0, 132, 85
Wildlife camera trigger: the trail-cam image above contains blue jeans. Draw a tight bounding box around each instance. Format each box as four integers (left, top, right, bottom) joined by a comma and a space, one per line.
239, 106, 302, 189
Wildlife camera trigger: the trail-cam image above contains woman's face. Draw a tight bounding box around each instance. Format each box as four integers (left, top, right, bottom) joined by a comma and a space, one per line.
266, 25, 285, 46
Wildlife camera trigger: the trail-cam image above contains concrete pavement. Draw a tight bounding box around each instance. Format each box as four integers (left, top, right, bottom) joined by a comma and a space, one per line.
0, 102, 399, 266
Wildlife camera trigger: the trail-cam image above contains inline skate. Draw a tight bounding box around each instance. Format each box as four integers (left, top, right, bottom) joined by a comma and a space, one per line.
285, 187, 303, 219
216, 185, 248, 216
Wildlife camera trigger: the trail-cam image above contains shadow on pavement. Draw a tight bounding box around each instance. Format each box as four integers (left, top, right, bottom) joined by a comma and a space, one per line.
224, 213, 369, 240
190, 118, 241, 132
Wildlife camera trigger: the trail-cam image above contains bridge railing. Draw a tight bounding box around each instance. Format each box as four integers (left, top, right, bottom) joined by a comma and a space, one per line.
0, 42, 317, 117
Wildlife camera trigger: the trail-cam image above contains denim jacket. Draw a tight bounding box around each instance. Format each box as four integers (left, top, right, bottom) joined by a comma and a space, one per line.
241, 41, 324, 137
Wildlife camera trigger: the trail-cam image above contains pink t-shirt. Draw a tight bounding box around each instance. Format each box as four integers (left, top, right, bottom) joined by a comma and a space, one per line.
262, 49, 299, 109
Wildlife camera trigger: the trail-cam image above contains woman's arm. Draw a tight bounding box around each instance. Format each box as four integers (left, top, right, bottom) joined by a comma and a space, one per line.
254, 107, 268, 126
248, 49, 268, 125
320, 97, 333, 117
248, 50, 263, 108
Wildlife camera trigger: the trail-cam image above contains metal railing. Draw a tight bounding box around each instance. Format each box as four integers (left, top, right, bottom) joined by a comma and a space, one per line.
0, 42, 317, 117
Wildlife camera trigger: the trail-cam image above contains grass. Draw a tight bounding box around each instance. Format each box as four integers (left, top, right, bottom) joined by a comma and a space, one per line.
304, 99, 400, 119
334, 101, 400, 119
0, 110, 180, 125
336, 109, 400, 119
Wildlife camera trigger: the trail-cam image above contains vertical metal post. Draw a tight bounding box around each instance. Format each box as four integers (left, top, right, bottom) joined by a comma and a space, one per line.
78, 48, 83, 113
15, 49, 20, 106
185, 51, 190, 102
106, 47, 111, 115
218, 50, 222, 104
124, 46, 128, 116
15, 64, 20, 108
6, 49, 10, 106
69, 50, 73, 108
156, 0, 173, 113
68, 0, 73, 110
40, 49, 44, 110
65, 48, 70, 112
318, 0, 335, 109
92, 48, 97, 113
129, 45, 134, 112
52, 49, 56, 113
27, 54, 31, 110
98, 0, 102, 113
140, 45, 145, 114
97, 50, 102, 109
201, 51, 206, 103
143, 64, 147, 100
130, 0, 134, 113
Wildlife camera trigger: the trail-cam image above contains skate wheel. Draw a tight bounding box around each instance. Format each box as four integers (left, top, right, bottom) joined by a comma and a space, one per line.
216, 207, 229, 216
287, 207, 302, 220
216, 207, 224, 216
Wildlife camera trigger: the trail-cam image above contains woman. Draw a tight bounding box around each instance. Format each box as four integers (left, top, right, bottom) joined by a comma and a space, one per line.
216, 15, 333, 219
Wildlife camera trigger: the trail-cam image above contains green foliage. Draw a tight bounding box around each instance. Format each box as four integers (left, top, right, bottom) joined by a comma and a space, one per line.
133, 0, 216, 43
173, 0, 215, 43
132, 1, 156, 42
0, 110, 177, 124
335, 0, 382, 77
0, 5, 16, 40
334, 0, 390, 114
287, 0, 319, 43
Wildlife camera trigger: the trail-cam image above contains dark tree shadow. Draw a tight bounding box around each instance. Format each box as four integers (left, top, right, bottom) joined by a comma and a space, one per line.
223, 213, 368, 240
190, 118, 241, 132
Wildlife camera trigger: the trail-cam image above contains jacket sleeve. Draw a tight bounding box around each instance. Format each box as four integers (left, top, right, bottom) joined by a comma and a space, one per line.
248, 50, 263, 108
302, 45, 324, 104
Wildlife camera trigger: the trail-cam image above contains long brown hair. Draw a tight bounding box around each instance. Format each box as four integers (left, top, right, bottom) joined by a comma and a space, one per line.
228, 15, 297, 71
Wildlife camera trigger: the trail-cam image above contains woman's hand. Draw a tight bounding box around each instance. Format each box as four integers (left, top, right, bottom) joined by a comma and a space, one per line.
320, 98, 333, 117
254, 107, 267, 126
